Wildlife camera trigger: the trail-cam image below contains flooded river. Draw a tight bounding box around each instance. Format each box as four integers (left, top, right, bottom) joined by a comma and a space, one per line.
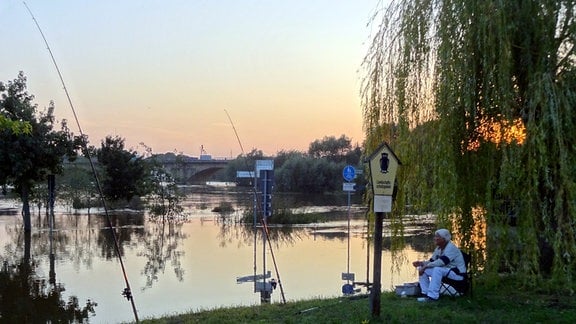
0, 186, 436, 323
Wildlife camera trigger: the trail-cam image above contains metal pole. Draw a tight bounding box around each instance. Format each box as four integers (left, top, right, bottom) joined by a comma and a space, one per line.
346, 190, 351, 283
253, 171, 257, 228
262, 171, 267, 296
253, 169, 258, 293
262, 220, 266, 298
366, 219, 371, 287
253, 198, 257, 293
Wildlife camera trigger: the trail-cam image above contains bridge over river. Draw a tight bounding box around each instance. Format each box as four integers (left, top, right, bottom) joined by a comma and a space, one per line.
66, 154, 233, 185
156, 156, 231, 184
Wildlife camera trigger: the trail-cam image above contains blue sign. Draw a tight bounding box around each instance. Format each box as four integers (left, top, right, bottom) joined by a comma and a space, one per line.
342, 283, 354, 295
342, 165, 356, 182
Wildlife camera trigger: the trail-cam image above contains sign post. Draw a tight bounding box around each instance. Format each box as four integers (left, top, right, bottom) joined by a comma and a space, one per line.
254, 160, 275, 303
367, 143, 400, 317
341, 165, 357, 294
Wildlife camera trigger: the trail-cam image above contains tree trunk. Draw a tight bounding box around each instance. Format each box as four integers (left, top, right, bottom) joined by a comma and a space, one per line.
24, 229, 31, 263
21, 184, 32, 232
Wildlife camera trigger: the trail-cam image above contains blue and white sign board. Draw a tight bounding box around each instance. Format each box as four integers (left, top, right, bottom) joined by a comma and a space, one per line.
342, 165, 356, 182
343, 182, 356, 192
256, 160, 274, 177
236, 171, 255, 178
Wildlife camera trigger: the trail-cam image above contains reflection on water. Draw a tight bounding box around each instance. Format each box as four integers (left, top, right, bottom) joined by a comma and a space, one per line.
0, 191, 435, 323
0, 229, 96, 323
139, 214, 189, 290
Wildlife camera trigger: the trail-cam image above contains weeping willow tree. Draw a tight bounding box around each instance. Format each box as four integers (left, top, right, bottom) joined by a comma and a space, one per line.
362, 0, 576, 290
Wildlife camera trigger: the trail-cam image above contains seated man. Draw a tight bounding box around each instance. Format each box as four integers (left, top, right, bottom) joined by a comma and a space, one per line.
412, 228, 466, 301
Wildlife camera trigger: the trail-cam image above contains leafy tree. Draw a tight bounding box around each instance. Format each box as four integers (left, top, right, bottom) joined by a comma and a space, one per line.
222, 148, 268, 180
362, 1, 576, 288
308, 135, 355, 163
147, 165, 183, 217
0, 114, 31, 134
57, 160, 99, 212
344, 144, 362, 165
220, 139, 362, 192
275, 155, 343, 193
274, 155, 309, 192
97, 135, 148, 203
274, 149, 305, 169
0, 73, 84, 232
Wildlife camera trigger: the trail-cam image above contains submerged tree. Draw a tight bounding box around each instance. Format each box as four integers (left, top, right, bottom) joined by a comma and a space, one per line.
362, 1, 576, 289
97, 135, 149, 204
0, 73, 85, 232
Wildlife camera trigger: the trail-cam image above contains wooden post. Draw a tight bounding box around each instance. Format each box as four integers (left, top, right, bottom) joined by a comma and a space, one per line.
370, 211, 384, 317
366, 142, 401, 319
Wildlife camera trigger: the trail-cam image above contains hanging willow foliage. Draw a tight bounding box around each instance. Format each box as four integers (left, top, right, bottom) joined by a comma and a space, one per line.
362, 0, 576, 290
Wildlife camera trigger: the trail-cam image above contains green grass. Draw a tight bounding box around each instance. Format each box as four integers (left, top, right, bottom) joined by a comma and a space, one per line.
138, 283, 576, 324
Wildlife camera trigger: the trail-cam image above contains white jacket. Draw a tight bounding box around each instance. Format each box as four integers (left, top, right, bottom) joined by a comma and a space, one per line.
424, 241, 466, 274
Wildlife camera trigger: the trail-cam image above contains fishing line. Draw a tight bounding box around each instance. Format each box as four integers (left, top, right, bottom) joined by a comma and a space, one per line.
23, 2, 139, 322
224, 109, 287, 304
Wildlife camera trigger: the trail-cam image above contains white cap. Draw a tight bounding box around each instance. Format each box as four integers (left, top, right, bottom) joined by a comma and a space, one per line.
435, 228, 451, 241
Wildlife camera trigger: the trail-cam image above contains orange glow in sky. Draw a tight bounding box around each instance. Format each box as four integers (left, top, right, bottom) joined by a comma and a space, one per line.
1, 1, 376, 158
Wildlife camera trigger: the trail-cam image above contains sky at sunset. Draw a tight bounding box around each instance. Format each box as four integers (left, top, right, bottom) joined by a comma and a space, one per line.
1, 1, 380, 158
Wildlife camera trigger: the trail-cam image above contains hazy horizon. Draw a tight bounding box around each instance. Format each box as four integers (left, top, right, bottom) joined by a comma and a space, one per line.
1, 1, 382, 157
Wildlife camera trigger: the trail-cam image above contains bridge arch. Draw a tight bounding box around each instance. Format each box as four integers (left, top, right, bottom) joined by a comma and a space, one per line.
150, 156, 231, 185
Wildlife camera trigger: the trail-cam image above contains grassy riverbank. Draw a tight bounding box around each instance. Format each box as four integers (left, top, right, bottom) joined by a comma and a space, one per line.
139, 280, 576, 323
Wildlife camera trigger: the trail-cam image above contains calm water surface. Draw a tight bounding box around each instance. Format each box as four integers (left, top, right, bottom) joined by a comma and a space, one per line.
0, 188, 435, 323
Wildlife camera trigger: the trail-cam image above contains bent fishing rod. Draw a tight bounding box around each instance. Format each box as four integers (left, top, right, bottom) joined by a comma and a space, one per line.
224, 109, 287, 304
23, 2, 139, 322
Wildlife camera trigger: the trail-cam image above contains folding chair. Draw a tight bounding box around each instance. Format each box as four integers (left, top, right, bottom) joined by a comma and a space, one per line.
441, 251, 472, 297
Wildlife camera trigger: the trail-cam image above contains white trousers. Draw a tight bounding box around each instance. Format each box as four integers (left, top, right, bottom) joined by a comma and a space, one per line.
418, 267, 464, 299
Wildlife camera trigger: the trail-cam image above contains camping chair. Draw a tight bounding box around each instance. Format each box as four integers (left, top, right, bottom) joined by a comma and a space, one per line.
441, 251, 472, 297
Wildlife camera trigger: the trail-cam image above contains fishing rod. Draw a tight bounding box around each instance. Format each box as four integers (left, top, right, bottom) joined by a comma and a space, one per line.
260, 216, 287, 303
22, 2, 140, 322
225, 109, 259, 294
224, 109, 245, 155
224, 109, 286, 304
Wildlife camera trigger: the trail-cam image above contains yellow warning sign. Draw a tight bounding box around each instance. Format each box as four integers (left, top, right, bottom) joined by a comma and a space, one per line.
368, 142, 400, 197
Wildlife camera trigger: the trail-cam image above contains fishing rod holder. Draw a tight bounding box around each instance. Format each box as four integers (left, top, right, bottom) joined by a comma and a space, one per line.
122, 287, 133, 301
